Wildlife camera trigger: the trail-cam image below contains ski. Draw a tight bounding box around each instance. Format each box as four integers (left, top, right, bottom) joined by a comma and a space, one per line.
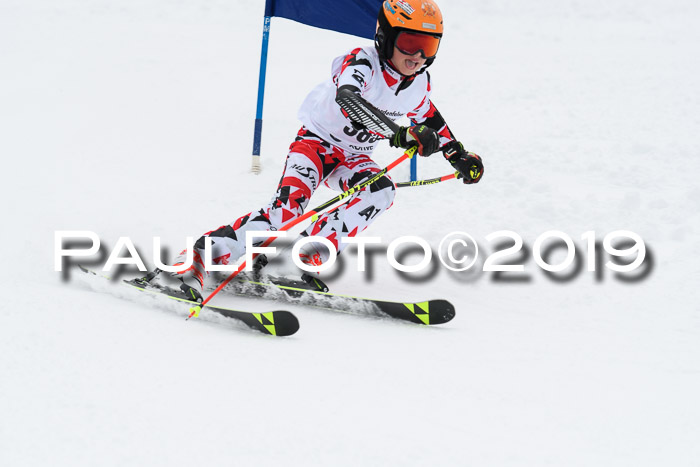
223, 274, 455, 325
78, 266, 300, 336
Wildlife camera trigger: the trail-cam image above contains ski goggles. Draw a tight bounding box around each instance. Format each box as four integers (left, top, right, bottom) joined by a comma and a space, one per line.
395, 31, 441, 59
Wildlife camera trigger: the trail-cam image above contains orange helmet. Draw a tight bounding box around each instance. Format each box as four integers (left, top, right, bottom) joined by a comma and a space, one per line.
375, 0, 444, 67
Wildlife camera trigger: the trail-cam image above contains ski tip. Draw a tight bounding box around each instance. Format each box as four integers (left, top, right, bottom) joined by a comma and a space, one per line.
430, 299, 456, 324
268, 310, 300, 337
406, 299, 455, 325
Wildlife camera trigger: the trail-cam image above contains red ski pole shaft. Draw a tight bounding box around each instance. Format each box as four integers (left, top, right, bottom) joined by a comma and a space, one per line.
395, 171, 459, 188
189, 147, 416, 316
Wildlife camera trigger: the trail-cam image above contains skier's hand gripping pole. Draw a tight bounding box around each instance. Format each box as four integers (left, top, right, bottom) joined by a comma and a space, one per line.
336, 89, 478, 187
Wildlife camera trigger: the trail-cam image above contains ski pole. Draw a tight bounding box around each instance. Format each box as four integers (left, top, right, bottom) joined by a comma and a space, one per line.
187, 146, 417, 318
151, 170, 456, 286
316, 170, 459, 224
396, 171, 459, 188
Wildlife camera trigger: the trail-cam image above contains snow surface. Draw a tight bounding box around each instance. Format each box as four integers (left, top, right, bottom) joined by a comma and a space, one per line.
2, 0, 700, 465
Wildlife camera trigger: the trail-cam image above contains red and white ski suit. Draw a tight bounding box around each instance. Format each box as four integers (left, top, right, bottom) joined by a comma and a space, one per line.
174, 46, 455, 283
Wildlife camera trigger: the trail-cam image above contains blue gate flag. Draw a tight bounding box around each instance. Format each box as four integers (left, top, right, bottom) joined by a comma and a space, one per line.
252, 0, 393, 175
265, 0, 384, 39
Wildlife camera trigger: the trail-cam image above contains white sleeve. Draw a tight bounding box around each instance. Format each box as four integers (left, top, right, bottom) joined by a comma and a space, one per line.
333, 47, 375, 96
408, 74, 456, 148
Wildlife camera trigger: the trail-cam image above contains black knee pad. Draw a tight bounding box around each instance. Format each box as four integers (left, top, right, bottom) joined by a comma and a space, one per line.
369, 175, 395, 193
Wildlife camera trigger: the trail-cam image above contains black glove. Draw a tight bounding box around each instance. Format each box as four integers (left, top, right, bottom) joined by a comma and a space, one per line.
443, 141, 484, 184
390, 124, 440, 157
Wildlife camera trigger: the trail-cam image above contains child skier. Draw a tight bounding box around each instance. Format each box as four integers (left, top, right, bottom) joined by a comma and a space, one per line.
172, 0, 484, 301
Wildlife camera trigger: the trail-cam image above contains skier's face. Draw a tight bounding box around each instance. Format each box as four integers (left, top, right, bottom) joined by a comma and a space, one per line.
391, 47, 427, 76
